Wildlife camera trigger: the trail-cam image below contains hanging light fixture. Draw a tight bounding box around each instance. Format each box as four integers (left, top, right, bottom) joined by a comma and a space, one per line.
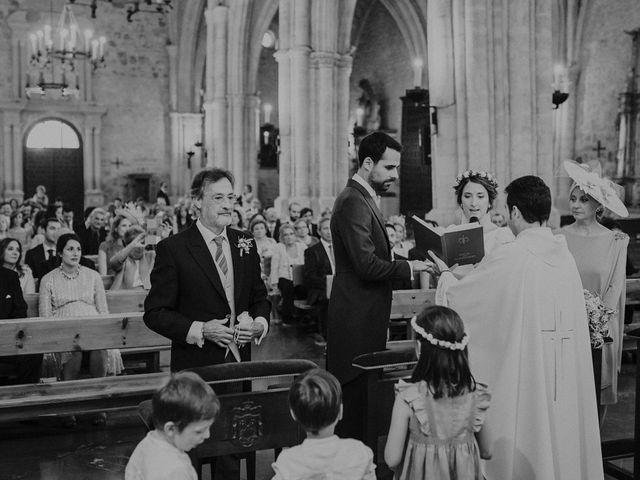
25, 1, 107, 99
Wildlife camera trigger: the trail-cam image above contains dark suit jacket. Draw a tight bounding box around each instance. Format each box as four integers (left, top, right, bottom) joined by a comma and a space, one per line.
144, 224, 270, 371
25, 244, 50, 280
77, 225, 107, 255
327, 179, 411, 384
304, 242, 333, 305
268, 219, 282, 240
25, 244, 95, 280
0, 268, 27, 319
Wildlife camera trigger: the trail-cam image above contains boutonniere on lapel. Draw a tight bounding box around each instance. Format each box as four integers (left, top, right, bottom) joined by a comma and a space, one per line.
236, 237, 253, 257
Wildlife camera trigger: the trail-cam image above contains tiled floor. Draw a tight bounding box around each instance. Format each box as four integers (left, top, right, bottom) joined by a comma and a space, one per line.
0, 324, 636, 480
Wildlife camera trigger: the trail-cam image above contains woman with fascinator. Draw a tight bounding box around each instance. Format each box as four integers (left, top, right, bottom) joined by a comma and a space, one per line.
452, 169, 514, 256
561, 160, 629, 410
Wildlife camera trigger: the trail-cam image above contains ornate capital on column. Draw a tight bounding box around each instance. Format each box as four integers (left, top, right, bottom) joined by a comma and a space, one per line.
336, 53, 353, 70
310, 51, 339, 68
289, 45, 312, 58
273, 49, 290, 64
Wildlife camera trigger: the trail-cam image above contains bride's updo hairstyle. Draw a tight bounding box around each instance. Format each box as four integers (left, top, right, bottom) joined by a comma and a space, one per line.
411, 305, 476, 399
453, 170, 499, 209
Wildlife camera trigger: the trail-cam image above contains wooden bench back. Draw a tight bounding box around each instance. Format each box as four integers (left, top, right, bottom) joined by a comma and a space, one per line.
0, 313, 169, 356
23, 289, 148, 317
390, 289, 435, 319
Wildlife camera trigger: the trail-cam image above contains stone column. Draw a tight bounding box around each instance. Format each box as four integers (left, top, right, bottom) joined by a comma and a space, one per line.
169, 112, 181, 197
312, 52, 337, 208
228, 94, 245, 189
289, 0, 311, 199
83, 125, 94, 194
245, 94, 260, 194
11, 118, 22, 196
208, 4, 229, 168
274, 48, 292, 208
167, 44, 178, 111
93, 126, 102, 190
3, 122, 13, 194
335, 53, 352, 201
12, 40, 21, 99
84, 60, 93, 103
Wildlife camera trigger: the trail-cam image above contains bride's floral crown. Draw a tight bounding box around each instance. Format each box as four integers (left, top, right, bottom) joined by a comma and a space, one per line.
453, 170, 498, 190
411, 316, 470, 351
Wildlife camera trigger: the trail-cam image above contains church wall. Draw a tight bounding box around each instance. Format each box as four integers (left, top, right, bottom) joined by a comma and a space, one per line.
349, 1, 412, 135
575, 0, 640, 171
0, 8, 12, 100
96, 4, 171, 203
349, 1, 412, 217
257, 46, 279, 125
0, 1, 171, 204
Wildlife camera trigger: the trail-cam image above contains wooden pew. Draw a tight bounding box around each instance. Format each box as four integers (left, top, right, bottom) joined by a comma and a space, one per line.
20, 289, 159, 373
0, 358, 316, 447
23, 289, 148, 317
0, 313, 168, 357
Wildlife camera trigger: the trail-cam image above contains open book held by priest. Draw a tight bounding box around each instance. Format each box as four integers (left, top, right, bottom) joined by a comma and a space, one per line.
411, 216, 484, 266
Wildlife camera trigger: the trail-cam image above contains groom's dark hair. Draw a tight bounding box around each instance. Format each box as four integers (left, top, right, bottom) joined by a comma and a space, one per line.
505, 175, 551, 224
358, 132, 402, 167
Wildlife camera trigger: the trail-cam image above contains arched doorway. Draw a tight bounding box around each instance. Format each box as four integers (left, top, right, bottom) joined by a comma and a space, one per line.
23, 119, 84, 220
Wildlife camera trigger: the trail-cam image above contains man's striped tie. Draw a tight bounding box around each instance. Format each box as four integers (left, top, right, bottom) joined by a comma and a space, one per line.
213, 236, 228, 276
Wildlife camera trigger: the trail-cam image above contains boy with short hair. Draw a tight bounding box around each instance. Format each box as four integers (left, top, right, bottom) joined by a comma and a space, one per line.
272, 368, 376, 480
125, 372, 220, 480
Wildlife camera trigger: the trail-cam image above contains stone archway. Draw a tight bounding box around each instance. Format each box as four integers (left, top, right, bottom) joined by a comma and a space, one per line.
23, 119, 84, 218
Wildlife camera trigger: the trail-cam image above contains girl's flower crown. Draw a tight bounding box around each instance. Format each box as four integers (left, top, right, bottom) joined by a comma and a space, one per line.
453, 170, 498, 190
411, 316, 470, 351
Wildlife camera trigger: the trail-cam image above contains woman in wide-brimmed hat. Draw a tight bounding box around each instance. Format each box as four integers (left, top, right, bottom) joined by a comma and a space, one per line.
561, 160, 629, 414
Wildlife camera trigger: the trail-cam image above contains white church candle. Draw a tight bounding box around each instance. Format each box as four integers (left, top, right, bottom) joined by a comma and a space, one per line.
263, 103, 272, 124
412, 58, 423, 87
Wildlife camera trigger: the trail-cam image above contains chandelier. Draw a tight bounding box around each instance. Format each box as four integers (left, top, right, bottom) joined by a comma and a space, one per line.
25, 2, 107, 99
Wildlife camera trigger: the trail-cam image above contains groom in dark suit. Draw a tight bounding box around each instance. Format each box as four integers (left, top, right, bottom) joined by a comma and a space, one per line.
327, 132, 428, 439
144, 168, 270, 373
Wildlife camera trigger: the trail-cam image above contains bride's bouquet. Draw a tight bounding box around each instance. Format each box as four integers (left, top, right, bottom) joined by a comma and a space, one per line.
584, 289, 615, 349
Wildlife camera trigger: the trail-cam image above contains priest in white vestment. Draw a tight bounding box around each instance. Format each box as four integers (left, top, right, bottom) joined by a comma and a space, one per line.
432, 176, 603, 480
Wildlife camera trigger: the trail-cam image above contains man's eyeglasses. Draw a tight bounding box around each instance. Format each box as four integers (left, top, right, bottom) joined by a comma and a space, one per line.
203, 194, 236, 204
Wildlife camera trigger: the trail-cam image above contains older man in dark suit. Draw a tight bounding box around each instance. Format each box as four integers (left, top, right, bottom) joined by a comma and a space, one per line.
327, 132, 428, 439
0, 268, 42, 385
144, 168, 270, 479
144, 168, 270, 372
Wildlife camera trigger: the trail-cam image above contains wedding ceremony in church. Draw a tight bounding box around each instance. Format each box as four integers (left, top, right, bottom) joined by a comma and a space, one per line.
1, 0, 640, 479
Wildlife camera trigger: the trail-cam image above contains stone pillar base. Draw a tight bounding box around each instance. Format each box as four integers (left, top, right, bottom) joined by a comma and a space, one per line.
3, 190, 24, 203
85, 190, 105, 208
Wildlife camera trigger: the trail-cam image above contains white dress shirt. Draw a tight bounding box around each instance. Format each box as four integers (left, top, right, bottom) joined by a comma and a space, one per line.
352, 173, 380, 208
321, 239, 335, 274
